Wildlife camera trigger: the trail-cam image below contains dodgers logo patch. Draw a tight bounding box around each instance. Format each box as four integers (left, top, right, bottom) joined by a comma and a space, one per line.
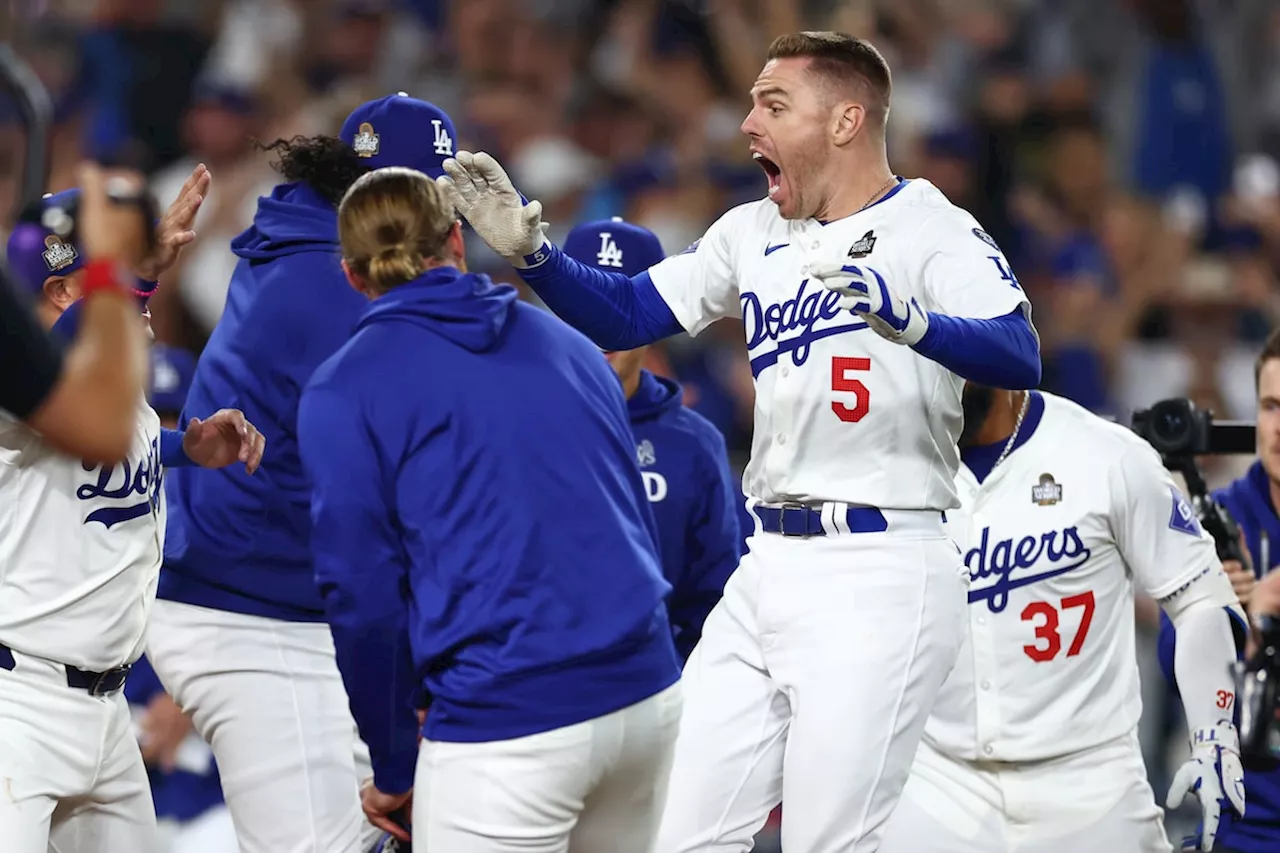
1169, 487, 1203, 537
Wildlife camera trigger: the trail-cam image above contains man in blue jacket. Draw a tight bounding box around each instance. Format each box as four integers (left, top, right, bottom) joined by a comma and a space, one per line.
144, 93, 459, 853
1159, 330, 1280, 852
298, 167, 682, 851
563, 217, 743, 661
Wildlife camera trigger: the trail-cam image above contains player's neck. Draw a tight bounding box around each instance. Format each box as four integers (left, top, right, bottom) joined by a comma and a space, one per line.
1269, 477, 1280, 517
815, 149, 895, 221
973, 391, 1027, 446
621, 369, 642, 399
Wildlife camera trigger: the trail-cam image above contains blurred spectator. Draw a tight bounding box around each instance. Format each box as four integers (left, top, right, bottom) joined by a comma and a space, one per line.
147, 79, 277, 347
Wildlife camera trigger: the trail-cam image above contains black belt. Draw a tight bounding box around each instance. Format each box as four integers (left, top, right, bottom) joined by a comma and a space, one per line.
0, 643, 131, 696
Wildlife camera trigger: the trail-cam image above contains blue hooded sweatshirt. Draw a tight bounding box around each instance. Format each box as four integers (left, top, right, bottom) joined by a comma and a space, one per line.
159, 181, 367, 620
1158, 461, 1280, 851
297, 266, 681, 794
627, 369, 742, 661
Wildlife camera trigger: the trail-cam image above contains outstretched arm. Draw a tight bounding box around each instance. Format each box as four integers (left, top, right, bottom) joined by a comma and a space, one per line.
517, 247, 682, 351
438, 150, 741, 347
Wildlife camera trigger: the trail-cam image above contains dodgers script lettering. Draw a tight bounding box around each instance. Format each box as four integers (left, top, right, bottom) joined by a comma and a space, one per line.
77, 435, 163, 528
966, 525, 1092, 613
742, 277, 868, 377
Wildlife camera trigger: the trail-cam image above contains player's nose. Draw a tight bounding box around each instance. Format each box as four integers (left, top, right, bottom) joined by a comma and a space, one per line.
740, 107, 762, 138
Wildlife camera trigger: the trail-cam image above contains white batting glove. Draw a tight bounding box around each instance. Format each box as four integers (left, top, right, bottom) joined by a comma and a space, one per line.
1166, 720, 1246, 851
435, 151, 548, 266
809, 261, 929, 346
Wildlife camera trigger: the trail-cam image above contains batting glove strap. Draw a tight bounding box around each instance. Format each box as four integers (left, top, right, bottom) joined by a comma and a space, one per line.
810, 262, 929, 346
1166, 720, 1246, 852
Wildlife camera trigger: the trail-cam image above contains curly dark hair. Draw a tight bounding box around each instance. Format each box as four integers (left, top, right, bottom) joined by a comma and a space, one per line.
255, 136, 370, 207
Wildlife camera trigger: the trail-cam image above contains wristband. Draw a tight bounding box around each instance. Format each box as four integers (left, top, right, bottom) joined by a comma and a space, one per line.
79, 260, 131, 302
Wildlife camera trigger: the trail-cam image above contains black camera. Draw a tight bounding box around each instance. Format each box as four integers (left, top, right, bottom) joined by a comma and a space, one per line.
17, 180, 159, 257
1131, 399, 1253, 566
1132, 399, 1280, 768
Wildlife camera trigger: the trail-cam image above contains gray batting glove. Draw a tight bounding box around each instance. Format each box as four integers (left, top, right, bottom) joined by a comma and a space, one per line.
436, 151, 549, 267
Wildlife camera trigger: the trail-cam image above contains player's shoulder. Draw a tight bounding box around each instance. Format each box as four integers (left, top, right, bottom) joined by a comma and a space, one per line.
891, 180, 987, 236
1038, 392, 1156, 463
706, 198, 784, 242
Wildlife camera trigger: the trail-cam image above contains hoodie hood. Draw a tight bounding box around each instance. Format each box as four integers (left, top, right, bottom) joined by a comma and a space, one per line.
1219, 461, 1280, 572
627, 369, 683, 422
357, 266, 518, 353
232, 181, 339, 262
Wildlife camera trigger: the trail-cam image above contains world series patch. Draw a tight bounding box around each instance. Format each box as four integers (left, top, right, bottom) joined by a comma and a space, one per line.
1031, 473, 1062, 506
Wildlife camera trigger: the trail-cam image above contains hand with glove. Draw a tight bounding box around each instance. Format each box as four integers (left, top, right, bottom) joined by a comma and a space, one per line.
1166, 720, 1246, 851
435, 151, 549, 266
809, 262, 929, 346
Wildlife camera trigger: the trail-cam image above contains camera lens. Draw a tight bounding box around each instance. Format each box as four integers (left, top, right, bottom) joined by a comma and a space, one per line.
1155, 406, 1188, 443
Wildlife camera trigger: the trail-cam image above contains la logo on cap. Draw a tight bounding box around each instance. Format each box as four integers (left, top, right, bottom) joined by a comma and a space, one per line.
42, 234, 78, 272
353, 122, 380, 158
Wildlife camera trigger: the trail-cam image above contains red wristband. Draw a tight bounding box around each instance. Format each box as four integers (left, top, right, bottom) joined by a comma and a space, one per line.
79, 259, 131, 302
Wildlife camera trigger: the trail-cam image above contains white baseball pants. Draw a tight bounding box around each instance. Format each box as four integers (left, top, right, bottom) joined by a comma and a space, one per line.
654, 512, 968, 852
877, 730, 1172, 853
413, 681, 682, 852
0, 653, 158, 853
157, 806, 238, 853
146, 600, 381, 853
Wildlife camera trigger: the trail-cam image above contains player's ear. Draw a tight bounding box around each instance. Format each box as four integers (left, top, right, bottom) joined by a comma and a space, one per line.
42, 275, 80, 310
447, 221, 466, 272
340, 259, 373, 299
832, 101, 865, 147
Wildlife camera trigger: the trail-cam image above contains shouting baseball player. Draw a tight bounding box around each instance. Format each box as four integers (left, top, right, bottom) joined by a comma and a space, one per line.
875, 385, 1246, 853
564, 217, 743, 661
0, 168, 264, 852
144, 93, 459, 853
439, 31, 1040, 851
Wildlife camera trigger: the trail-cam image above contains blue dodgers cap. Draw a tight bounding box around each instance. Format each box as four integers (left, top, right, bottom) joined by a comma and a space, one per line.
148, 344, 197, 414
6, 189, 86, 293
562, 217, 665, 278
340, 92, 457, 179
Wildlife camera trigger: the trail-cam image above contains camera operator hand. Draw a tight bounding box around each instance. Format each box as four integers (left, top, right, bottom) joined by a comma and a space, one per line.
1250, 571, 1280, 623
1226, 531, 1257, 611
9, 163, 154, 462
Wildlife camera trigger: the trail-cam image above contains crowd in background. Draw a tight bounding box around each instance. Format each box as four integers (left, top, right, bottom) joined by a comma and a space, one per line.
5, 0, 1280, 847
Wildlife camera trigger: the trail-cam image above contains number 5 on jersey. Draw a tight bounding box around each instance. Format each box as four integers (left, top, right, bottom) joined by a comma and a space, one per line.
1021, 591, 1096, 662
832, 357, 870, 423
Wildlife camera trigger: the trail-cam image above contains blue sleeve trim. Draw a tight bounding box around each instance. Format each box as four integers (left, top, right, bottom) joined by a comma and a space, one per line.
912, 307, 1041, 389
517, 245, 683, 350
1157, 611, 1178, 690
160, 428, 194, 467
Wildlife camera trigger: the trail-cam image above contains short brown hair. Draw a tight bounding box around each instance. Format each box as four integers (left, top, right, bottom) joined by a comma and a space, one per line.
1257, 328, 1280, 391
767, 31, 892, 126
338, 167, 456, 292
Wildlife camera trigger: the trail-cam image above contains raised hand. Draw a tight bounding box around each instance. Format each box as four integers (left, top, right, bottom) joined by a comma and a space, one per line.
436, 151, 547, 265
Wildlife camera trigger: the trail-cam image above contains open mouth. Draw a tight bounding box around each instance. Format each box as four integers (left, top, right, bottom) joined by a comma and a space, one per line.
753, 152, 782, 197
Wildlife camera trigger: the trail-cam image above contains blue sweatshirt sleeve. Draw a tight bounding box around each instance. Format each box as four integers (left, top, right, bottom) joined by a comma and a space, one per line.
517, 245, 684, 350
160, 428, 195, 467
297, 383, 419, 795
670, 434, 743, 662
912, 307, 1041, 389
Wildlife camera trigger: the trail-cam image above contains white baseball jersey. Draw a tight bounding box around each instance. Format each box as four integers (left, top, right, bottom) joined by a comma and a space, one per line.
0, 396, 165, 671
648, 179, 1030, 510
925, 391, 1221, 762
